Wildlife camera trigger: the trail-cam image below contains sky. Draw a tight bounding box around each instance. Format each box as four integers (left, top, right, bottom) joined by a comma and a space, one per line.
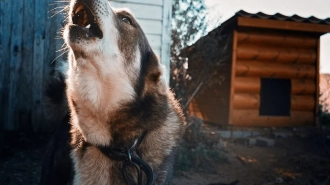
204, 0, 330, 74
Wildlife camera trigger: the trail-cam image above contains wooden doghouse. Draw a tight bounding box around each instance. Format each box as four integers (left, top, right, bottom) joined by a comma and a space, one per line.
185, 10, 330, 127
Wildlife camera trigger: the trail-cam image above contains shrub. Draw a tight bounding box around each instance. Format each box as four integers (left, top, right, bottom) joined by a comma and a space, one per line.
175, 117, 228, 173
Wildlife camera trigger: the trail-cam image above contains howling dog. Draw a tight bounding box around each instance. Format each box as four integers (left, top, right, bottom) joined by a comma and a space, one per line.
40, 0, 185, 184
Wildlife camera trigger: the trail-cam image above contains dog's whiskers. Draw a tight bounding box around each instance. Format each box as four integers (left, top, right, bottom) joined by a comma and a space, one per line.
56, 47, 68, 53
55, 27, 66, 37
53, 0, 70, 3
48, 5, 69, 10
59, 42, 69, 50
48, 5, 70, 18
50, 8, 69, 18
61, 16, 70, 26
52, 49, 69, 64
58, 46, 68, 53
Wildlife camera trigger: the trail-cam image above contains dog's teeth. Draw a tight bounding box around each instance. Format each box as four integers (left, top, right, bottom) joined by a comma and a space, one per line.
75, 4, 84, 14
85, 24, 91, 28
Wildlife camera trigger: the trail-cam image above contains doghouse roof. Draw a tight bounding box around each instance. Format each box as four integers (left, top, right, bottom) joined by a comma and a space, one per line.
235, 10, 330, 25
184, 10, 330, 56
221, 10, 330, 34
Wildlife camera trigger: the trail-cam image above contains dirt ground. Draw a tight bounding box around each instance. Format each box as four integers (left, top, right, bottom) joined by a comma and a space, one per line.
0, 131, 49, 185
1, 126, 330, 185
173, 125, 330, 185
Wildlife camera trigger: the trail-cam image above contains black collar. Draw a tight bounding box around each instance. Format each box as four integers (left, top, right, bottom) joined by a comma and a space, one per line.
93, 132, 153, 185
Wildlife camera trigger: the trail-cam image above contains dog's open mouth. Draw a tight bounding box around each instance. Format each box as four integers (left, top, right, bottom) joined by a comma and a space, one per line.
72, 3, 103, 39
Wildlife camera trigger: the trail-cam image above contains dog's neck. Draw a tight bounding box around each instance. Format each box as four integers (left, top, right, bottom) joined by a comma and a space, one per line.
66, 56, 137, 146
67, 54, 135, 109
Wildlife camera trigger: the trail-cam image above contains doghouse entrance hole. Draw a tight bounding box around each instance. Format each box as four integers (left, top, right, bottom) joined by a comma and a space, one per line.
259, 78, 291, 116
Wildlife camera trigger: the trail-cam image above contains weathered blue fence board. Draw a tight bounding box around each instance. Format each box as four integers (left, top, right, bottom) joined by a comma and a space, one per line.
0, 0, 66, 131
19, 0, 36, 129
32, 0, 47, 131
8, 0, 24, 130
0, 0, 12, 130
0, 1, 4, 127
0, 0, 1, 101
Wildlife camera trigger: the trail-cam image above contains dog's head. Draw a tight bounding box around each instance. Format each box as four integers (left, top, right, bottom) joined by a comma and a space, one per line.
64, 0, 167, 112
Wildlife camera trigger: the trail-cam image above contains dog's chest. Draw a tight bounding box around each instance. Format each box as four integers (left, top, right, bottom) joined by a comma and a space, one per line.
72, 146, 122, 185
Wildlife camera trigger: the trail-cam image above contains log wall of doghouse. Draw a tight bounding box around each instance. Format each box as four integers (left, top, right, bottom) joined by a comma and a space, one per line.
229, 29, 319, 126
189, 63, 232, 124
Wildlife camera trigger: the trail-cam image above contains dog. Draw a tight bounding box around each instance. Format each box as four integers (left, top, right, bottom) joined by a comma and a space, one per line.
40, 0, 185, 184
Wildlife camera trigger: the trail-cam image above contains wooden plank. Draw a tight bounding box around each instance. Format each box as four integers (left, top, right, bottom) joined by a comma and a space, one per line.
19, 0, 35, 130
237, 31, 317, 48
291, 79, 315, 95
189, 102, 204, 119
232, 94, 315, 111
315, 38, 321, 127
145, 34, 162, 49
233, 93, 259, 109
190, 103, 225, 124
193, 96, 223, 106
291, 95, 315, 111
7, 0, 24, 130
160, 0, 172, 84
111, 2, 163, 21
139, 19, 162, 35
44, 0, 56, 96
54, 2, 67, 63
234, 77, 260, 93
235, 60, 315, 79
39, 0, 60, 131
229, 31, 238, 125
237, 44, 316, 64
0, 0, 1, 129
0, 0, 12, 129
238, 17, 330, 34
112, 0, 163, 6
231, 109, 314, 126
235, 77, 315, 95
189, 110, 204, 120
32, 0, 47, 131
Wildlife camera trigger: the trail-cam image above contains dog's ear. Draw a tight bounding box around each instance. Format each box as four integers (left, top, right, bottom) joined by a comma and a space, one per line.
145, 55, 168, 95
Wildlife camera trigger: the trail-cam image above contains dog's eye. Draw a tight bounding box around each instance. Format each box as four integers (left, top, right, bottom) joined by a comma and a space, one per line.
122, 17, 132, 25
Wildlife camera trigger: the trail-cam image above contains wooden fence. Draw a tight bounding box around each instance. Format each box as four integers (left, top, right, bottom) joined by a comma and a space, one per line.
0, 0, 66, 131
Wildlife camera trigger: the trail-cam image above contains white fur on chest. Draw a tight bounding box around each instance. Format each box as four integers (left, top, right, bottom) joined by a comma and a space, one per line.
69, 60, 135, 114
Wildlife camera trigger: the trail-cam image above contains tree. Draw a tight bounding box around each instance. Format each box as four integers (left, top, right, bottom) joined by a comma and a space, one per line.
170, 0, 227, 113
170, 1, 230, 173
170, 0, 208, 109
